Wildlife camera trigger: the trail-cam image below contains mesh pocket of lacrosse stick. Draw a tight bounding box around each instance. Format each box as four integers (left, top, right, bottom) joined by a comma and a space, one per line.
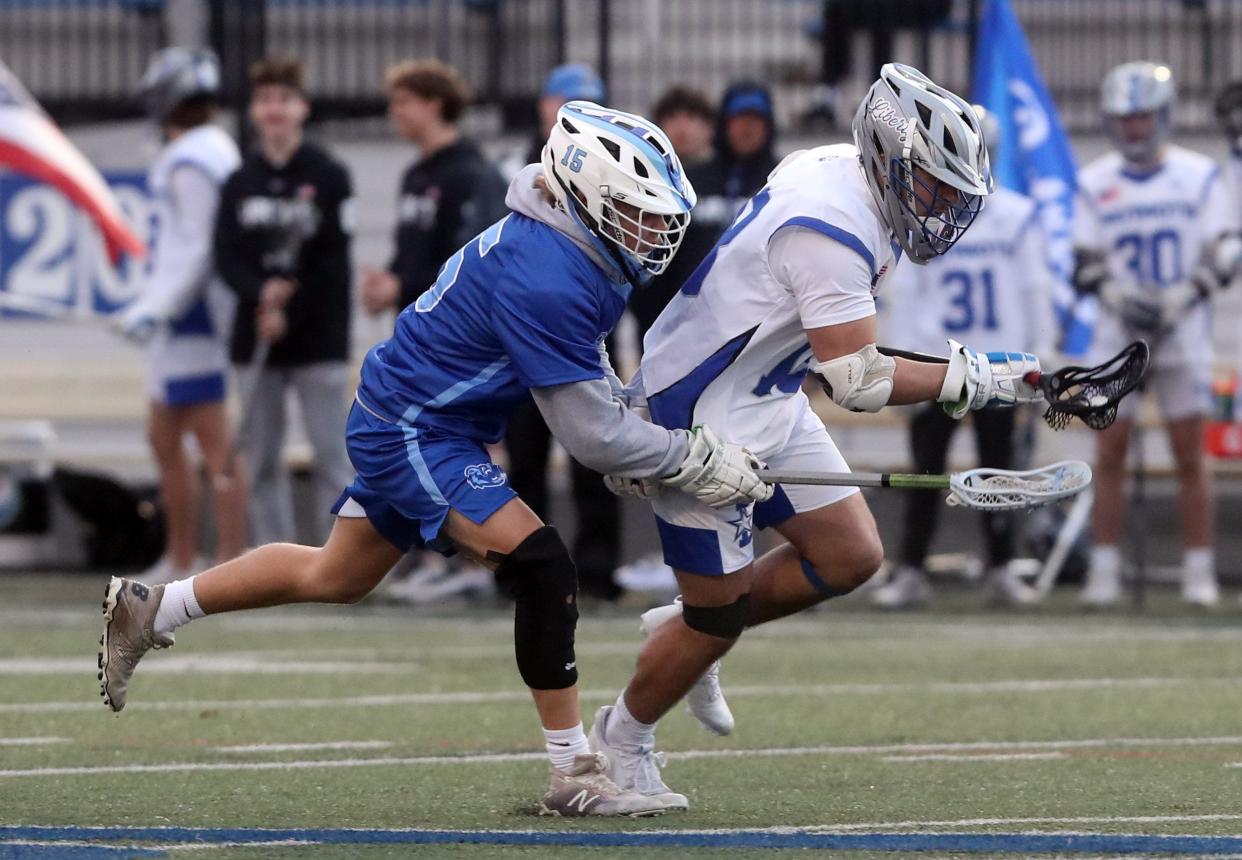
947, 460, 1093, 511
1034, 341, 1150, 431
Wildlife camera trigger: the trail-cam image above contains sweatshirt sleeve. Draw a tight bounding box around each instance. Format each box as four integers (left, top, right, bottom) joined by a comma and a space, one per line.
531, 376, 690, 477
212, 170, 267, 305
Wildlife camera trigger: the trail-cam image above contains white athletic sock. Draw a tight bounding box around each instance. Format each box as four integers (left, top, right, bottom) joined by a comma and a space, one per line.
543, 723, 590, 772
1090, 544, 1121, 576
607, 694, 656, 751
153, 577, 206, 636
1184, 548, 1215, 577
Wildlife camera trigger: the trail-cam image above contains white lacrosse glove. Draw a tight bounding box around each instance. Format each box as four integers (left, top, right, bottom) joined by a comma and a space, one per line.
660, 425, 773, 508
1190, 232, 1242, 296
939, 339, 1043, 419
1099, 279, 1165, 334
111, 299, 163, 344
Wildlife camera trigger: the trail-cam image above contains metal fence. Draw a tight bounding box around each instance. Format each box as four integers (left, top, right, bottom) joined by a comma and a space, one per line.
4, 0, 1242, 133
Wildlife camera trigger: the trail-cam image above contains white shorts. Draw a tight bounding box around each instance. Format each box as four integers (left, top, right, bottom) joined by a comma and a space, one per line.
145, 287, 235, 408
1113, 362, 1212, 422
651, 402, 857, 575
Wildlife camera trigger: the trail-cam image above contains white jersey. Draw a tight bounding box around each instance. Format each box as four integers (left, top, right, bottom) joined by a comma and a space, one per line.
639, 145, 898, 459
1074, 144, 1236, 368
883, 186, 1058, 359
143, 124, 241, 405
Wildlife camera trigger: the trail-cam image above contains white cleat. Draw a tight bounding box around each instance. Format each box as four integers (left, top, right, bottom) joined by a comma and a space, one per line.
982, 563, 1041, 608
870, 565, 933, 609
1079, 565, 1122, 608
640, 600, 734, 736
588, 706, 688, 813
1181, 566, 1220, 608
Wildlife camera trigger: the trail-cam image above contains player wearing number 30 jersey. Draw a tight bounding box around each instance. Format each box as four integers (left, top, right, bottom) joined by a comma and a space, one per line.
589, 65, 1048, 810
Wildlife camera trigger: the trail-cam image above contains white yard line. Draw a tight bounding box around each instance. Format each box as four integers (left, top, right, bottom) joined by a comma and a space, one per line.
212, 741, 393, 754
806, 812, 1242, 832
6, 674, 1240, 714
0, 737, 70, 746
0, 656, 415, 675
880, 752, 1068, 763
2, 734, 1240, 778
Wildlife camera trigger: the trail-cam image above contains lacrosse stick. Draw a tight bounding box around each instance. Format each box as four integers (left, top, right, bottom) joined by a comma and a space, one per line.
759, 460, 1092, 512
1033, 484, 1093, 597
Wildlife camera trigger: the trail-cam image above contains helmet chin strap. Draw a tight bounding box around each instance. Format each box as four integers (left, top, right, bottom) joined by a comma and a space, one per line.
551, 171, 648, 289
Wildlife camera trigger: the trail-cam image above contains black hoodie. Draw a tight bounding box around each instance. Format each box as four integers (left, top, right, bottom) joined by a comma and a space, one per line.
214, 141, 352, 366
634, 82, 779, 340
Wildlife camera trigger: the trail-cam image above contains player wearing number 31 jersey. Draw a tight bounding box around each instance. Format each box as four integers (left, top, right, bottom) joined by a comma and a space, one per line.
589, 65, 1047, 810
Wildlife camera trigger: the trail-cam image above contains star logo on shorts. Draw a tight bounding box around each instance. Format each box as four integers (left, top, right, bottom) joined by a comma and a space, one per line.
728, 503, 753, 548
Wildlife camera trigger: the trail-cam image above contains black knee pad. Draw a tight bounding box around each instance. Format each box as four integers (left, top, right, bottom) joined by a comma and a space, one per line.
494, 525, 579, 690
682, 594, 750, 640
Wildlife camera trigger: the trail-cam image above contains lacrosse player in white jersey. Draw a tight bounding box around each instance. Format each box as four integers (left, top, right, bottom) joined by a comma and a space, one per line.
114, 48, 247, 583
1073, 62, 1240, 608
873, 105, 1058, 609
593, 64, 1046, 808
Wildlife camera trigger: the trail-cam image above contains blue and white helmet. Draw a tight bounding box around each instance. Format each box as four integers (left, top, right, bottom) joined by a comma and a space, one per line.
139, 46, 220, 122
1100, 61, 1174, 165
541, 101, 696, 281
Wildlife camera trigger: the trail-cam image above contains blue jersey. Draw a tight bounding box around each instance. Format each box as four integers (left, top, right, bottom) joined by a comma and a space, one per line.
356, 212, 630, 443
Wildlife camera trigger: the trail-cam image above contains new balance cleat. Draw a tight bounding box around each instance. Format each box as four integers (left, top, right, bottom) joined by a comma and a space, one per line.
539, 752, 670, 817
99, 576, 173, 712
588, 706, 688, 813
640, 600, 734, 736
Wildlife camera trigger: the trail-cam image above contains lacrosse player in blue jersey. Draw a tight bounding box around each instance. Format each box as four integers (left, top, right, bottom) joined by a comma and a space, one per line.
98, 101, 773, 816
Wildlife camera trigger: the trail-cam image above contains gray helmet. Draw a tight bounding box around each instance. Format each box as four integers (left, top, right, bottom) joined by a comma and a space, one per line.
853, 63, 992, 264
971, 103, 1001, 167
139, 46, 220, 122
1100, 61, 1174, 166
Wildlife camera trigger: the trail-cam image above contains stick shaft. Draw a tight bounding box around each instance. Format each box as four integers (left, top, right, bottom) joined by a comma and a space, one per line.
759, 471, 950, 490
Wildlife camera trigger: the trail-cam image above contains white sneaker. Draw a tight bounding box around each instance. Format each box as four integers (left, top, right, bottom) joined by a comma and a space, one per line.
870, 565, 932, 609
982, 562, 1041, 607
384, 557, 494, 605
539, 752, 669, 817
1181, 566, 1220, 608
1079, 565, 1122, 607
139, 556, 199, 586
588, 706, 688, 812
639, 600, 734, 736
615, 554, 678, 593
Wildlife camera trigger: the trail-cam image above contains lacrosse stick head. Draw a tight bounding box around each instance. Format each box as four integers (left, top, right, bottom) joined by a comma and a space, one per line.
947, 460, 1093, 511
1031, 341, 1150, 430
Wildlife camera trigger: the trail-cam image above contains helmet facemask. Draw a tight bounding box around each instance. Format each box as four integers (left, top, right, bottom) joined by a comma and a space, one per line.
888, 156, 985, 258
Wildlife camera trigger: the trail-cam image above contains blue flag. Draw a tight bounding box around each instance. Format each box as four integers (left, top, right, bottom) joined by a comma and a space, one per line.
972, 0, 1095, 356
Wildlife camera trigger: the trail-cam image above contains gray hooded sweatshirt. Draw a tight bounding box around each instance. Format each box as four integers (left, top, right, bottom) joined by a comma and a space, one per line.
504, 165, 690, 478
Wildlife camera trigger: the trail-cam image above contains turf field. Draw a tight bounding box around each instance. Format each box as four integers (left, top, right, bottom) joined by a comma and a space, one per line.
3, 573, 1242, 858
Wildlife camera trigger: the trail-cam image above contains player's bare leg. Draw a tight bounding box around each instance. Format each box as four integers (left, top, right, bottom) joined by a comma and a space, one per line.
1082, 417, 1131, 606
1167, 414, 1217, 605
746, 492, 884, 626
146, 402, 200, 573
184, 401, 247, 563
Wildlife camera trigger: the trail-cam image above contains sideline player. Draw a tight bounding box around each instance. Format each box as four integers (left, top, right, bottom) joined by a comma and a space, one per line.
872, 105, 1058, 609
115, 48, 246, 582
98, 101, 772, 816
1073, 62, 1239, 607
594, 64, 1042, 809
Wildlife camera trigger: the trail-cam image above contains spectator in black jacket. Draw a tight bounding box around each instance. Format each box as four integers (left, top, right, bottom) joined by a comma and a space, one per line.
214, 56, 354, 544
359, 59, 508, 313
639, 81, 777, 345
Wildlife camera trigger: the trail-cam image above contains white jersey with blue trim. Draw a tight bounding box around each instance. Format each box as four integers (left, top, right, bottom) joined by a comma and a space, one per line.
143, 124, 241, 400
1074, 144, 1237, 367
639, 144, 898, 459
883, 186, 1057, 358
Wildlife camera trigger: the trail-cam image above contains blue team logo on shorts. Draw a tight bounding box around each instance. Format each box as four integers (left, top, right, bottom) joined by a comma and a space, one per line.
728, 503, 753, 548
464, 463, 508, 490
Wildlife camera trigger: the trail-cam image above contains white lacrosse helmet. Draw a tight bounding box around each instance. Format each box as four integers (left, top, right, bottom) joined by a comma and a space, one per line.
853, 63, 992, 264
1100, 61, 1174, 166
139, 46, 220, 122
541, 100, 696, 282
971, 104, 1001, 167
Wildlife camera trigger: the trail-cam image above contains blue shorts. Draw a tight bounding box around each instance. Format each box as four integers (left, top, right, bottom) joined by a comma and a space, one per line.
331, 401, 517, 553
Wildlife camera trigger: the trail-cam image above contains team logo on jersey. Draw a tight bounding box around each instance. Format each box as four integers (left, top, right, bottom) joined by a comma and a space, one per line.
727, 503, 754, 548
464, 463, 508, 490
